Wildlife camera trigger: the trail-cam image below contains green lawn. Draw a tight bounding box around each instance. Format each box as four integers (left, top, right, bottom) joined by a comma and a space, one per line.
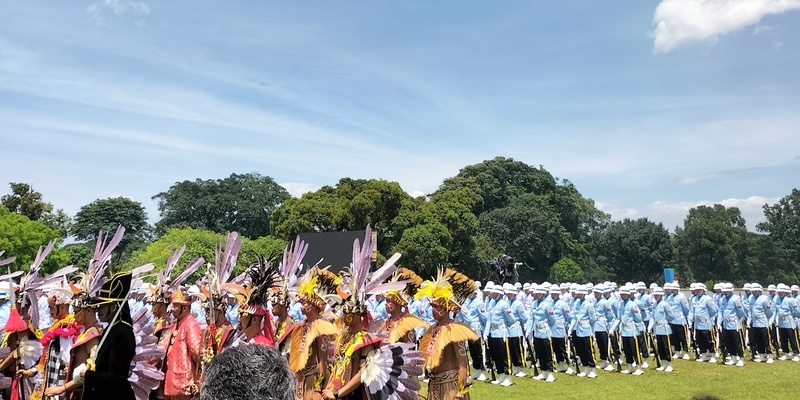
421, 358, 798, 399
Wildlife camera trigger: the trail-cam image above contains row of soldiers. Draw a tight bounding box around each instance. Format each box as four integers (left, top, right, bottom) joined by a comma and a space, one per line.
455, 279, 800, 386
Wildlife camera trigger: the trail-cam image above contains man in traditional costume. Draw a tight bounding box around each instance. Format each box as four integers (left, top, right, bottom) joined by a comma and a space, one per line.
224, 257, 280, 346
416, 268, 479, 400
162, 285, 204, 399
288, 267, 340, 400
379, 268, 428, 344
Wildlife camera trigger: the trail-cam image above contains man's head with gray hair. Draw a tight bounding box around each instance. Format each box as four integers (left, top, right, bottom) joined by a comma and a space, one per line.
200, 344, 295, 400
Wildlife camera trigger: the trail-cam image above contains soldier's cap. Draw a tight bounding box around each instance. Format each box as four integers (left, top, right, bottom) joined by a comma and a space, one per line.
791, 285, 799, 291
699, 283, 707, 291
491, 285, 504, 295
767, 284, 777, 291
586, 283, 594, 289
533, 285, 547, 295
514, 282, 522, 289
592, 285, 604, 293
549, 287, 561, 295
649, 283, 658, 289
652, 287, 664, 295
776, 283, 790, 293
689, 283, 698, 290
522, 283, 531, 290
713, 283, 721, 290
751, 283, 763, 291
721, 283, 733, 292
504, 287, 518, 295
475, 281, 482, 288
559, 283, 568, 289
743, 283, 752, 290
610, 282, 618, 288
575, 286, 588, 295
618, 287, 632, 295
637, 282, 646, 289
602, 286, 612, 293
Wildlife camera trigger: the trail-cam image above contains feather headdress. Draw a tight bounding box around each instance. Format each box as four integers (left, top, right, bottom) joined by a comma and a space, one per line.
415, 268, 477, 312
384, 268, 423, 307
14, 240, 77, 329
146, 244, 204, 305
338, 225, 405, 314
0, 251, 16, 268
273, 236, 311, 307
196, 232, 242, 312
68, 227, 127, 308
296, 267, 341, 309
225, 257, 281, 317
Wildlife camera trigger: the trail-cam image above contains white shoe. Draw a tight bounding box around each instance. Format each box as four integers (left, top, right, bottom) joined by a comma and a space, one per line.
664, 361, 673, 373
604, 363, 615, 371
753, 355, 762, 363
709, 357, 717, 363
656, 364, 665, 371
564, 367, 574, 375
476, 371, 488, 381
641, 361, 649, 369
632, 367, 644, 376
621, 364, 632, 374
491, 377, 500, 385
577, 370, 587, 377
696, 353, 708, 362
587, 367, 597, 379
792, 356, 800, 362
766, 356, 774, 364
735, 357, 744, 367
469, 369, 480, 379
545, 371, 556, 383
499, 375, 513, 387
682, 352, 690, 360
778, 354, 788, 361
555, 362, 567, 372
515, 370, 527, 377
532, 372, 545, 381
673, 352, 680, 359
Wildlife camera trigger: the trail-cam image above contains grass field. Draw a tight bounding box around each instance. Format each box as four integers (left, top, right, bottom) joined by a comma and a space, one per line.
420, 357, 798, 399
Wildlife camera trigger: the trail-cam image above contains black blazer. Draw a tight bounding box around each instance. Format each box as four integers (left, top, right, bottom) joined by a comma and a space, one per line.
81, 320, 136, 400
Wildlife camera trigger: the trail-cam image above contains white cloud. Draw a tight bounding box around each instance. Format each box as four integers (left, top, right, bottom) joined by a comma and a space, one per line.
653, 0, 800, 53
280, 183, 321, 198
87, 0, 150, 26
648, 196, 779, 230
753, 24, 784, 50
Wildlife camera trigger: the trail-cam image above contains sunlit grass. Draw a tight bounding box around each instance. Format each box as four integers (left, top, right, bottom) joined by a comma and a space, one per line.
419, 357, 798, 399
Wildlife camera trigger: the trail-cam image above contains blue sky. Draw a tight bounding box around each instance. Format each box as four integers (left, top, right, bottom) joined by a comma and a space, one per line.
2, 0, 799, 232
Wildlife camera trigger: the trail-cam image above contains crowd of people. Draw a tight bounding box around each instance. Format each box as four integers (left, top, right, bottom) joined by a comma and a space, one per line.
1, 224, 799, 400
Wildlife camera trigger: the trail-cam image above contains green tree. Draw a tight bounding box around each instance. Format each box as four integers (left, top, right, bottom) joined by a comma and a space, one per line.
757, 188, 800, 266
549, 256, 585, 283
0, 205, 68, 273
590, 218, 673, 283
392, 222, 451, 278
673, 205, 748, 282
120, 227, 286, 282
153, 173, 291, 239
71, 197, 152, 262
1, 182, 53, 221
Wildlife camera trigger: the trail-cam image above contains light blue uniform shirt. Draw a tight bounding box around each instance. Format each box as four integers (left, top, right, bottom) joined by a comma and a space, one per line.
667, 291, 690, 325
530, 298, 556, 340
507, 296, 527, 337
619, 299, 643, 337
549, 298, 572, 339
650, 299, 674, 336
288, 301, 305, 322
749, 294, 773, 328
594, 297, 615, 333
774, 296, 800, 329
690, 294, 718, 331
485, 297, 513, 339
718, 293, 746, 330
572, 298, 596, 337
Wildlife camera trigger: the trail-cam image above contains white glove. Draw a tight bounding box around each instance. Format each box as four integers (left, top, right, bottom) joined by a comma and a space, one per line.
72, 363, 87, 384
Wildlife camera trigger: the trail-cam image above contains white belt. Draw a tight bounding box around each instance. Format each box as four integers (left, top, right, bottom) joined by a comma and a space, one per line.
579, 320, 591, 326
536, 322, 549, 330
724, 317, 737, 322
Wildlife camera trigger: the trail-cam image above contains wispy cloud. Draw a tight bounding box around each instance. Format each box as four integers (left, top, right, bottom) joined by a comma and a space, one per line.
678, 166, 766, 184
653, 0, 800, 53
649, 196, 779, 230
87, 0, 150, 26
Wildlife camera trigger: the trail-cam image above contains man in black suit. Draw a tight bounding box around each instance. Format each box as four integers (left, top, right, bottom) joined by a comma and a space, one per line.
80, 271, 136, 400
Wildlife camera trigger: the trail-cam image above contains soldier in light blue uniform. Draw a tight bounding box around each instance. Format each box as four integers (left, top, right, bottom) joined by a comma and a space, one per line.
571, 286, 597, 378
529, 284, 557, 382
748, 283, 774, 363
634, 282, 652, 368
689, 283, 718, 362
462, 288, 488, 381
717, 282, 746, 366
774, 284, 800, 361
506, 286, 529, 377
666, 282, 691, 359
288, 299, 305, 322
484, 284, 514, 386
649, 287, 674, 372
618, 285, 644, 375
548, 286, 574, 374
592, 285, 613, 371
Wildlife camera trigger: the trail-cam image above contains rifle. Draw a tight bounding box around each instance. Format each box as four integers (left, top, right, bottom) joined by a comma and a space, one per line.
484, 338, 497, 382
610, 331, 622, 372
716, 327, 727, 364
523, 334, 539, 377
648, 331, 661, 369
567, 333, 581, 375
691, 326, 700, 359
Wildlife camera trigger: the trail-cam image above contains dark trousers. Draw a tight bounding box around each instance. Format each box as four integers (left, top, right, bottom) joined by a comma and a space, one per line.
769, 326, 780, 352
595, 331, 610, 361
488, 337, 510, 375
533, 337, 554, 372
552, 337, 568, 363
656, 334, 672, 361
778, 328, 800, 354
467, 339, 484, 370
610, 331, 622, 361
636, 331, 649, 359
574, 335, 596, 367
670, 324, 688, 352
722, 328, 744, 357
696, 329, 713, 354
508, 336, 524, 367
622, 336, 641, 364
751, 327, 771, 355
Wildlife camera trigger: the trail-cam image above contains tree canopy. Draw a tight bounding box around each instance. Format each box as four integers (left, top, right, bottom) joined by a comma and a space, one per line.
153, 173, 290, 239
591, 218, 673, 283
0, 205, 69, 274
71, 196, 152, 262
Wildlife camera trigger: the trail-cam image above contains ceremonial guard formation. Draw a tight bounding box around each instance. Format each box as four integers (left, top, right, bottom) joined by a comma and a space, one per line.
1, 224, 799, 400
